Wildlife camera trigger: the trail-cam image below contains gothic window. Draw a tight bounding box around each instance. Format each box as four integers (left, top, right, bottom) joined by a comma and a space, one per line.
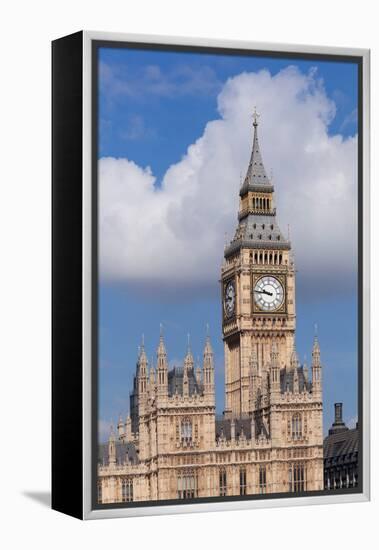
291, 413, 302, 439
194, 422, 199, 443
259, 465, 267, 494
219, 468, 227, 496
289, 463, 306, 492
181, 418, 193, 444
177, 469, 197, 499
121, 477, 133, 502
97, 481, 102, 504
240, 467, 247, 495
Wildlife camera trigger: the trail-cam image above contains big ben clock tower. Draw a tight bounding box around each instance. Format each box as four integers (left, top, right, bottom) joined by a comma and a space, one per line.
222, 110, 295, 417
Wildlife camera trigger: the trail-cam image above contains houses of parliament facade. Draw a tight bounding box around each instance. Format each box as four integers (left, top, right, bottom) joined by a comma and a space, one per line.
97, 113, 324, 504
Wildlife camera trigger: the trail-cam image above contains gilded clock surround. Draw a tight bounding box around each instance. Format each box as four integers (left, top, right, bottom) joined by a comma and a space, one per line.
252, 272, 287, 314
223, 278, 236, 321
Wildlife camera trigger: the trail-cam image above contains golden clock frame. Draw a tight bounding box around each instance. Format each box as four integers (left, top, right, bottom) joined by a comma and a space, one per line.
251, 271, 287, 314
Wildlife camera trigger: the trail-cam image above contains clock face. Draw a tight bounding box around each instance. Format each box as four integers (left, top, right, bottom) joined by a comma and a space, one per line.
254, 276, 284, 312
224, 280, 236, 318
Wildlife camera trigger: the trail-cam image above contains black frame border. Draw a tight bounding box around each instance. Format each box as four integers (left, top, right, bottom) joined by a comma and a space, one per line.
52, 31, 84, 519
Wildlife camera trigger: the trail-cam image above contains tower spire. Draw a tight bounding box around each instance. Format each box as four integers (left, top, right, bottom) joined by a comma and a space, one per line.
156, 325, 168, 395
184, 333, 194, 372
312, 328, 322, 397
203, 329, 215, 397
240, 108, 270, 195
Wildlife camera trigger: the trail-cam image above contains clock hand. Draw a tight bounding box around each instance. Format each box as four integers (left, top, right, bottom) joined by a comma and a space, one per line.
254, 289, 273, 296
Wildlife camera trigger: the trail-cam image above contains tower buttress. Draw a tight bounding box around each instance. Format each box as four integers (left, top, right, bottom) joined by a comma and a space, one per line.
270, 342, 280, 395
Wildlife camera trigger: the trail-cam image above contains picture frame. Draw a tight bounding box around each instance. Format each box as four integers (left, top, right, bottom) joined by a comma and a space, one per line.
52, 30, 370, 520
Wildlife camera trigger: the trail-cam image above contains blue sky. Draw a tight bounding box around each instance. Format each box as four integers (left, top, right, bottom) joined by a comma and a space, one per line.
98, 45, 359, 442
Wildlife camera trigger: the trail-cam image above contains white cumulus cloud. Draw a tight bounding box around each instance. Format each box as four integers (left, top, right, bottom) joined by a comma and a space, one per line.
99, 66, 357, 300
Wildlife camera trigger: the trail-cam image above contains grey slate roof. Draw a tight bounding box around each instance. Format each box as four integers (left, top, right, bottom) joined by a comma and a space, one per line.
98, 441, 139, 466
225, 213, 290, 257
323, 427, 358, 466
280, 366, 312, 394
168, 366, 203, 397
216, 417, 252, 440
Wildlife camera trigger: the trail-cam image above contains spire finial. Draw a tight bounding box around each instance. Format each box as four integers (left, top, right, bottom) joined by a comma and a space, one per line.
187, 332, 191, 351
314, 323, 318, 338
141, 333, 145, 348
252, 106, 260, 127
206, 323, 210, 338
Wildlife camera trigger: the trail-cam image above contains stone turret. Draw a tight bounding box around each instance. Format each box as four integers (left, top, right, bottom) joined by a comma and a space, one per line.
108, 424, 116, 467
203, 329, 215, 397
137, 337, 148, 398
117, 414, 124, 438
125, 414, 132, 442
156, 325, 168, 396
270, 342, 280, 394
312, 328, 322, 397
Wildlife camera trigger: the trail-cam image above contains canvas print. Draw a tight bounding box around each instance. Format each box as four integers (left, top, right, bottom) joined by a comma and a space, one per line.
95, 44, 360, 506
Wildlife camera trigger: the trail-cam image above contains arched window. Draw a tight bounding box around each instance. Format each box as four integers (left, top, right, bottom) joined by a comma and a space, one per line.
121, 478, 133, 502
292, 413, 302, 439
259, 465, 267, 494
240, 468, 247, 495
181, 418, 192, 444
289, 463, 306, 492
219, 468, 227, 496
178, 469, 197, 499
